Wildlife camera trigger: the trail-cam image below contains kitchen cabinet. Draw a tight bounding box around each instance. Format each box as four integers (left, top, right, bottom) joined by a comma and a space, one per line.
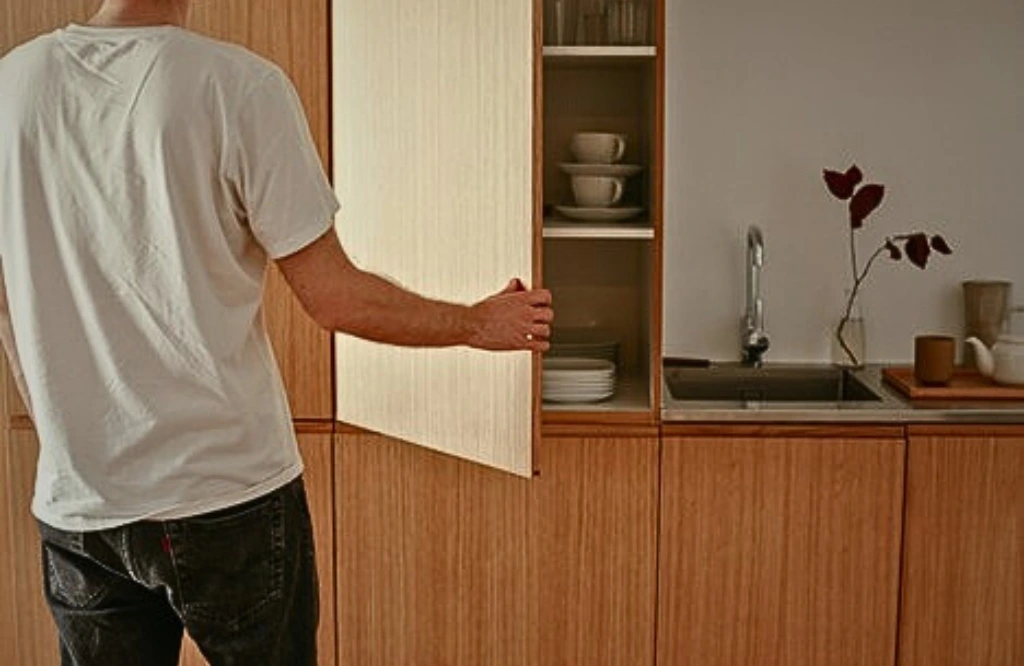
898, 424, 1024, 666
330, 0, 665, 476
657, 425, 905, 666
541, 8, 664, 417
528, 427, 659, 665
336, 430, 531, 665
336, 427, 659, 665
331, 0, 537, 476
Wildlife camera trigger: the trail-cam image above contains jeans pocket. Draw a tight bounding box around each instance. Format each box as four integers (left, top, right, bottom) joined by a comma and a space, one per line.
39, 528, 106, 610
171, 491, 286, 630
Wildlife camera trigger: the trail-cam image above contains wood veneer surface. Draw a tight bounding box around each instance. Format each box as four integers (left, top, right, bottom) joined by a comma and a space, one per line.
528, 435, 659, 665
898, 432, 1024, 666
332, 0, 534, 475
658, 435, 904, 666
336, 433, 530, 666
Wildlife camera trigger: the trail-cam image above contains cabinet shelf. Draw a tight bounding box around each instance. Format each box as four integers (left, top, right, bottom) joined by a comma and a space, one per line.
543, 46, 657, 63
543, 220, 654, 239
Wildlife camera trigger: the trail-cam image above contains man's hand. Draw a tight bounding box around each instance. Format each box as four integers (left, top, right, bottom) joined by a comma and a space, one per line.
466, 279, 553, 352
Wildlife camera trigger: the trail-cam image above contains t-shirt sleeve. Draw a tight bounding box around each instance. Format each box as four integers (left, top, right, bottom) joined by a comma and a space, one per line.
230, 66, 340, 259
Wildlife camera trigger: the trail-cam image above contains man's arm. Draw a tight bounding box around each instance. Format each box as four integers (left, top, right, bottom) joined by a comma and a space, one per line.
276, 229, 553, 352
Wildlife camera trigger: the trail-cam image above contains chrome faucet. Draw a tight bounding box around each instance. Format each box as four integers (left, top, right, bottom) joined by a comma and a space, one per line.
741, 225, 770, 366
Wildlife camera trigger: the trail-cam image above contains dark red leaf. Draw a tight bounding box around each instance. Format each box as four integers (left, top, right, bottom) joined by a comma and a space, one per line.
904, 233, 931, 268
824, 168, 856, 200
848, 184, 885, 229
844, 165, 863, 188
885, 239, 902, 260
930, 234, 952, 254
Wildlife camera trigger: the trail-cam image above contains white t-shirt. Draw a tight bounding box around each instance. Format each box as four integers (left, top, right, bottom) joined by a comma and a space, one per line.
0, 24, 339, 531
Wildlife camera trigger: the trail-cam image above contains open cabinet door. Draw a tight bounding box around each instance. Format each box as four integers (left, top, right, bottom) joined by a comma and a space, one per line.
331, 0, 536, 476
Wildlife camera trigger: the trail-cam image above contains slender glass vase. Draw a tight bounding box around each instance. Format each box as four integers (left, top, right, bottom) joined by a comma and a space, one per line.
832, 295, 867, 368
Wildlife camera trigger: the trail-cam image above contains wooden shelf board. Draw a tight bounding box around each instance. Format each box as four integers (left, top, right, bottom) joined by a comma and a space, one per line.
543, 220, 654, 239
543, 45, 657, 60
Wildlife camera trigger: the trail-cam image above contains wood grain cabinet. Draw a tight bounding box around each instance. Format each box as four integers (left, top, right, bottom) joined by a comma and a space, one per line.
335, 431, 531, 666
330, 0, 666, 477
335, 429, 659, 666
898, 425, 1024, 666
657, 426, 905, 666
528, 430, 659, 666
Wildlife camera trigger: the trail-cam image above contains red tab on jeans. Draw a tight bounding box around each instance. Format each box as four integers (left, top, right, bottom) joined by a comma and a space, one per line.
160, 535, 171, 553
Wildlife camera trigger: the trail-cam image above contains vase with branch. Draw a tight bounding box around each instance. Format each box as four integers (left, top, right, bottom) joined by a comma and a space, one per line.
823, 164, 953, 367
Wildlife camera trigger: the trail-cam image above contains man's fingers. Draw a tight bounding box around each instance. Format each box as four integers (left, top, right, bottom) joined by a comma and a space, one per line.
530, 323, 551, 340
525, 288, 552, 305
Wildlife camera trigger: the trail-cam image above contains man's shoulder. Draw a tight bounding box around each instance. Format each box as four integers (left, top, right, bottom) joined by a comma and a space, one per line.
0, 30, 57, 69
167, 29, 283, 85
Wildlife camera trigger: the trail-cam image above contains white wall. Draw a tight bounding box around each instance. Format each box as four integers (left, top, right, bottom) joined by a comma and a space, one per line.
663, 0, 1024, 364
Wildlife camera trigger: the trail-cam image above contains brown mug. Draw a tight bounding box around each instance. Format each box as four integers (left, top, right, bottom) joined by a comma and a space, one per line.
914, 335, 956, 385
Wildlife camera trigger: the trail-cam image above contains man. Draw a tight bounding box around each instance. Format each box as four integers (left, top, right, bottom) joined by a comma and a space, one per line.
0, 0, 554, 664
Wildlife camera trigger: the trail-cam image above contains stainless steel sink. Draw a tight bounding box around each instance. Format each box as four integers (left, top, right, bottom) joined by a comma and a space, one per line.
665, 363, 883, 403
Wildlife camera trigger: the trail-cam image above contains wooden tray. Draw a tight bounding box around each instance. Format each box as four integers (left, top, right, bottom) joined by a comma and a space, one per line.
882, 366, 1024, 400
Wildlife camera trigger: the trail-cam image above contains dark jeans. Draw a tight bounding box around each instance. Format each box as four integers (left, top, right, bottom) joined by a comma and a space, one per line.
37, 477, 318, 666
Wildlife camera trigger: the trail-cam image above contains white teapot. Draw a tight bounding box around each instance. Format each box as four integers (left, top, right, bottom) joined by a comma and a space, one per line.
965, 335, 1024, 385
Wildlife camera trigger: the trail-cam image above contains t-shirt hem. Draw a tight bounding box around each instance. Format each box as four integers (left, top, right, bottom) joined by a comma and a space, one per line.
33, 462, 305, 532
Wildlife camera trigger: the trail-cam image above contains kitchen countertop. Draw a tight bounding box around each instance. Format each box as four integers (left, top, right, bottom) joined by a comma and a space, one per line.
661, 364, 1024, 423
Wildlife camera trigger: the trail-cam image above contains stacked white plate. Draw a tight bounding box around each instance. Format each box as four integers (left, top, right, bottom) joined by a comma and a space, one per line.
548, 327, 619, 365
542, 357, 616, 403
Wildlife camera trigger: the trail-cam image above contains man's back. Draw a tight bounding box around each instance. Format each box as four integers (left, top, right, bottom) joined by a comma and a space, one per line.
0, 24, 338, 531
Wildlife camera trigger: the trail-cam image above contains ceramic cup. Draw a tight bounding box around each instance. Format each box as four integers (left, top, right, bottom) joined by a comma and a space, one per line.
570, 132, 627, 164
572, 175, 624, 207
914, 335, 956, 386
962, 280, 1012, 369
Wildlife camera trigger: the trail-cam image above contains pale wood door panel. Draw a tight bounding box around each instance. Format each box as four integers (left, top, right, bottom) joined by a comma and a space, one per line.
899, 431, 1024, 666
528, 435, 659, 666
658, 435, 904, 666
332, 0, 535, 476
336, 432, 530, 666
